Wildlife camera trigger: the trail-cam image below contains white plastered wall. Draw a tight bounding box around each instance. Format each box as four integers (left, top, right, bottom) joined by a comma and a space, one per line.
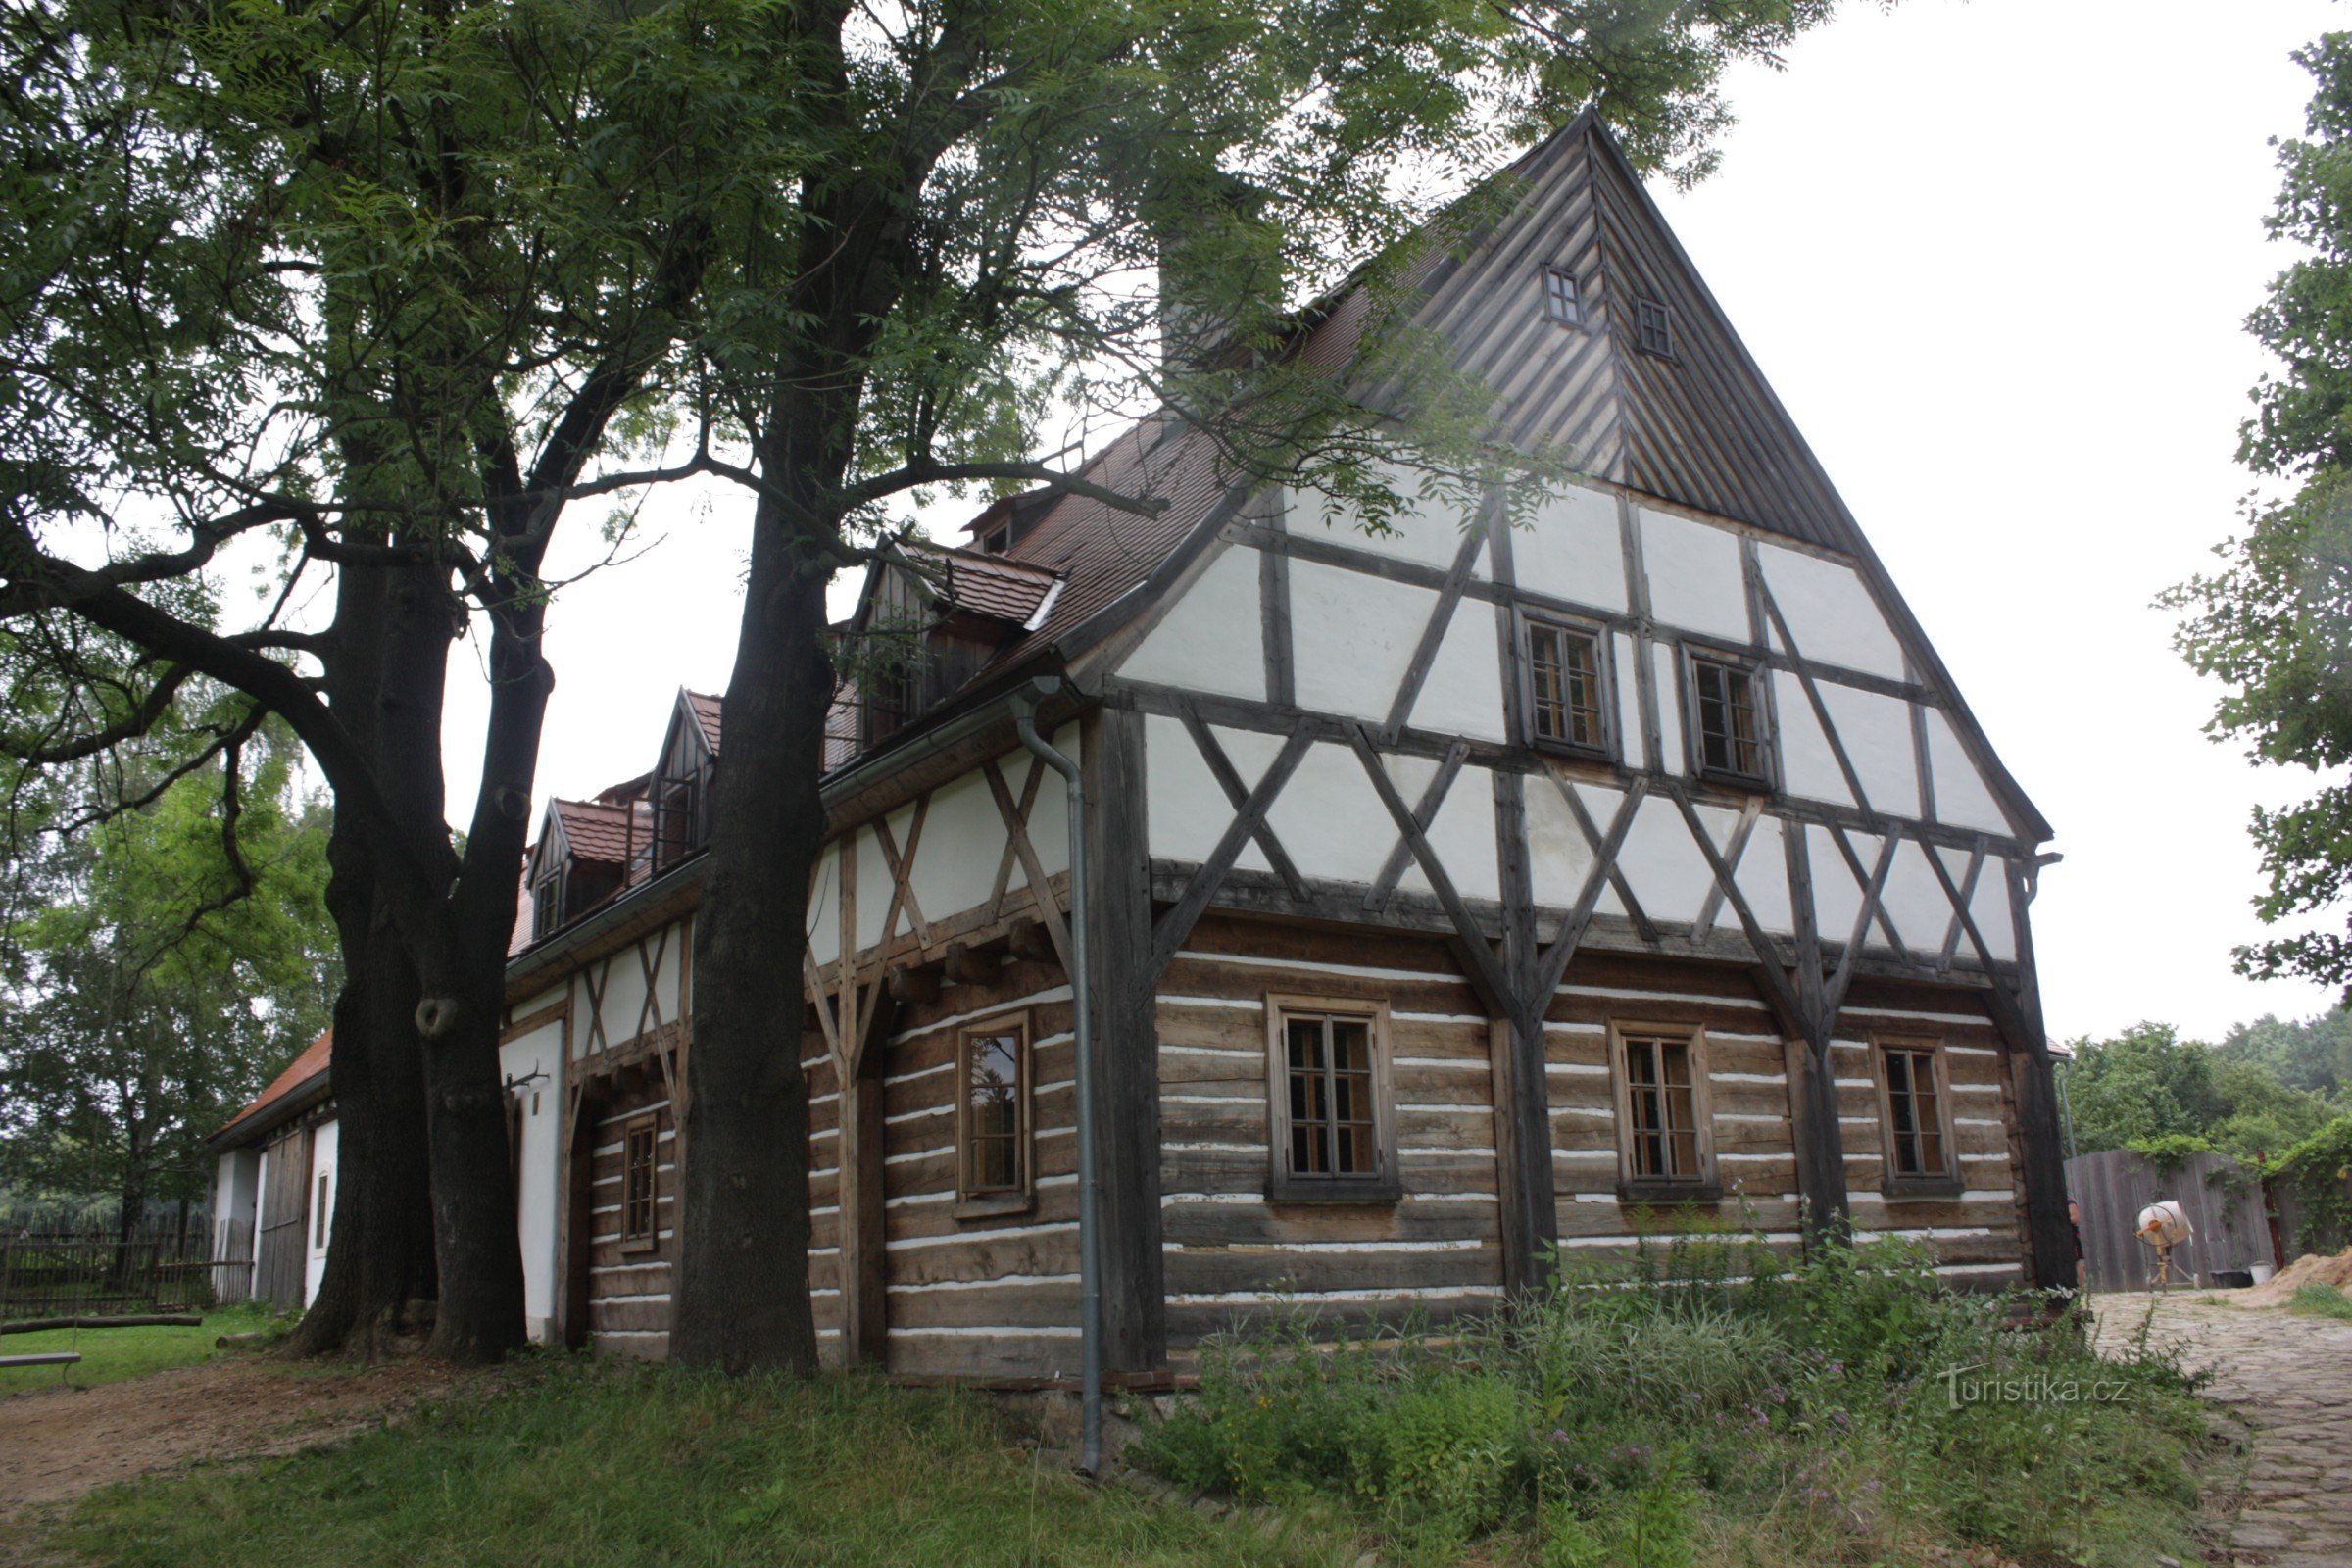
1288, 560, 1438, 724
211, 1148, 260, 1297
1288, 464, 1489, 577
1639, 508, 1748, 641
303, 1118, 339, 1307
1757, 544, 1905, 681
501, 1023, 565, 1341
1512, 481, 1624, 612
1116, 543, 1264, 701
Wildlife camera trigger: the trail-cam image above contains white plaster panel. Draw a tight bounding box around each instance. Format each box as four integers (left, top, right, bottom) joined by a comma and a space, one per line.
808, 844, 842, 969
1817, 681, 1917, 818
1289, 560, 1439, 723
1021, 724, 1077, 882
1650, 641, 1684, 776
1144, 712, 1223, 864
599, 953, 648, 1045
1733, 816, 1794, 935
1512, 482, 1625, 612
1640, 509, 1749, 641
1758, 544, 1906, 680
1289, 463, 1487, 576
1206, 726, 1281, 875
1117, 542, 1264, 701
1809, 825, 1865, 946
1397, 762, 1499, 903
1878, 838, 1952, 956
1772, 669, 1851, 808
1525, 774, 1599, 909
906, 765, 1007, 925
304, 1119, 338, 1307
1924, 710, 2010, 835
1613, 632, 1645, 770
1971, 858, 2017, 962
1266, 742, 1394, 885
1612, 792, 1715, 925
1407, 611, 1507, 743
513, 986, 564, 1019
501, 1030, 564, 1340
853, 824, 890, 951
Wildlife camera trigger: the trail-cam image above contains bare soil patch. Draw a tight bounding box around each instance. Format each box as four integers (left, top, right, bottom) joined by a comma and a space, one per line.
0, 1354, 482, 1518
2237, 1247, 2352, 1308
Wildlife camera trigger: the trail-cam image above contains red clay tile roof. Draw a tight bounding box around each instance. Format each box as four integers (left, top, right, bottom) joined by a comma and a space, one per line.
214, 1029, 331, 1143
901, 540, 1062, 625
551, 797, 643, 867
686, 690, 722, 755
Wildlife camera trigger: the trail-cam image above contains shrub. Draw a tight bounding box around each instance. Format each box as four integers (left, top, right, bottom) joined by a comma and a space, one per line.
1137, 1227, 2216, 1568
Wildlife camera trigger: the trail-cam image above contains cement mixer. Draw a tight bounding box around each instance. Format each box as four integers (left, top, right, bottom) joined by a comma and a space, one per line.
2135, 1200, 2193, 1290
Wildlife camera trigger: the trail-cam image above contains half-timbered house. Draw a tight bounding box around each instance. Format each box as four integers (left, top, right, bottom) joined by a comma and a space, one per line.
497, 113, 2073, 1377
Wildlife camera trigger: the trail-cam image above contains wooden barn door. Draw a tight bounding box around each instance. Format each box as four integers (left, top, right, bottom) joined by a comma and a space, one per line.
253, 1125, 313, 1310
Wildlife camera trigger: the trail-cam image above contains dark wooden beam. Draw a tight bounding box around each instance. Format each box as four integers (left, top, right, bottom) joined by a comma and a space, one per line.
1082, 705, 1166, 1372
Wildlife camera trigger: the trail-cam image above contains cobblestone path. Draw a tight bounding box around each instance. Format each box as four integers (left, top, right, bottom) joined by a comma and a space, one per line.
2093, 1293, 2352, 1567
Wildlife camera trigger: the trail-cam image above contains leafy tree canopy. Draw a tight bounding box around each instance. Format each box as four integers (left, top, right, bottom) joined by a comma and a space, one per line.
2169, 32, 2352, 991
2063, 1020, 2338, 1167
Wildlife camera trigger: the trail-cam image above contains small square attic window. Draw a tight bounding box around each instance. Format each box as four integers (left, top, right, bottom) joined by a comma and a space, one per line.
1636, 296, 1674, 358
1543, 265, 1581, 327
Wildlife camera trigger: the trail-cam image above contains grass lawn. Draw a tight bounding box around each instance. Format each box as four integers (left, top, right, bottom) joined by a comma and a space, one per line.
42, 1361, 1360, 1568
2285, 1282, 2352, 1322
0, 1304, 285, 1395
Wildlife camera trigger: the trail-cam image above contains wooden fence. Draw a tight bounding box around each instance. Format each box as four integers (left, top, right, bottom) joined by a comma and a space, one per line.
0, 1235, 219, 1326
2065, 1148, 2277, 1293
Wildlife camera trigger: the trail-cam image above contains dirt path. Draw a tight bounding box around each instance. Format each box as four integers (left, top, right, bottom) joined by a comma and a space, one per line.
2093, 1293, 2352, 1567
0, 1356, 477, 1518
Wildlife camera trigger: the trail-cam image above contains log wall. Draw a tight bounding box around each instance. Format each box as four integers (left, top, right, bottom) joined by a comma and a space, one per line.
586, 1080, 677, 1359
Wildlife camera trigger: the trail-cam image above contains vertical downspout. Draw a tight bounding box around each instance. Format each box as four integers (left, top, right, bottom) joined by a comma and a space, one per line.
1011, 677, 1100, 1477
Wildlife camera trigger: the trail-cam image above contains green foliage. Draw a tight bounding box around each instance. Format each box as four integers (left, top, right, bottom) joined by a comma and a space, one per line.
2271, 1113, 2352, 1250
2220, 1007, 2352, 1098
1136, 1231, 2215, 1568
37, 1364, 1356, 1568
0, 721, 337, 1217
2288, 1281, 2352, 1320
2126, 1132, 2217, 1176
2063, 1021, 2338, 1165
2167, 33, 2352, 991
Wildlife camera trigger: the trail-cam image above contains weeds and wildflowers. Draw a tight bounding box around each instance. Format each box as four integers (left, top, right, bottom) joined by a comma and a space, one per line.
1136, 1228, 2215, 1567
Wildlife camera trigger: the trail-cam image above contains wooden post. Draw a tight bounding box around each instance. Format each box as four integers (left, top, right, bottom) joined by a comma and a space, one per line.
2002, 861, 2078, 1293
836, 1008, 892, 1365
1781, 826, 1849, 1240
1489, 770, 1555, 1293
1081, 705, 1166, 1372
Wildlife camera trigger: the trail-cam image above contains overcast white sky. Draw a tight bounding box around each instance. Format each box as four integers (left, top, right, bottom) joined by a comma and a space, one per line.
452, 0, 2347, 1045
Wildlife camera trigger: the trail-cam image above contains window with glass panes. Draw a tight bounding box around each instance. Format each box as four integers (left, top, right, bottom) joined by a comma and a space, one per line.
959, 1020, 1028, 1197
1689, 653, 1768, 782
1881, 1043, 1950, 1179
620, 1114, 659, 1247
1279, 1009, 1383, 1184
1619, 1030, 1704, 1183
1527, 618, 1607, 752
1543, 265, 1581, 326
1636, 296, 1673, 357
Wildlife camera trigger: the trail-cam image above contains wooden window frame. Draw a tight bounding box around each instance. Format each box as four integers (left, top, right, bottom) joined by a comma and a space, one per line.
1542, 264, 1583, 328
1606, 1021, 1720, 1202
1517, 610, 1616, 760
313, 1172, 330, 1251
1681, 645, 1776, 790
955, 1011, 1035, 1220
618, 1111, 661, 1253
1635, 295, 1675, 358
1871, 1035, 1963, 1197
530, 858, 564, 941
1264, 995, 1400, 1204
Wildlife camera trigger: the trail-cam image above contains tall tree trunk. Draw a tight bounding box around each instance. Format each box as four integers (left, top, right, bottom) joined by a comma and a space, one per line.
371, 561, 525, 1364
668, 501, 838, 1374
283, 557, 439, 1359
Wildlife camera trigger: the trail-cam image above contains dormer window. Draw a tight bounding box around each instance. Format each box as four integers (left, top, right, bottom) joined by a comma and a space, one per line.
530, 851, 565, 941
651, 706, 715, 872
1543, 265, 1582, 327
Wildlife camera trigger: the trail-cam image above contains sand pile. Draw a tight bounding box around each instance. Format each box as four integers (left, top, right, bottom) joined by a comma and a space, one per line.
2240, 1247, 2352, 1307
